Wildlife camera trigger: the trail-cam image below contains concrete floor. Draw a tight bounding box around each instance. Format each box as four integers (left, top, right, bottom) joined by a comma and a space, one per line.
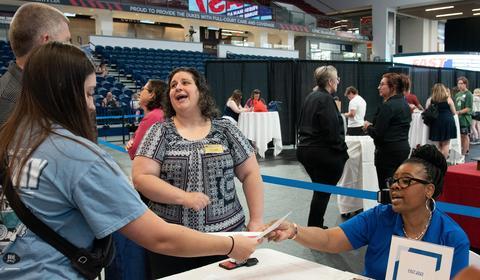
100, 138, 479, 276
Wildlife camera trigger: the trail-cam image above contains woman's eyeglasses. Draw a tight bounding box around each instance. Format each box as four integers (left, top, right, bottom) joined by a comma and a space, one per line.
386, 177, 431, 189
141, 87, 153, 92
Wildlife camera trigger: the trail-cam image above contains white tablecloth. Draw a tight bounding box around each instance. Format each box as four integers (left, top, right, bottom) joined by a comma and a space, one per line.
161, 248, 370, 280
408, 111, 463, 164
238, 112, 283, 158
337, 136, 379, 214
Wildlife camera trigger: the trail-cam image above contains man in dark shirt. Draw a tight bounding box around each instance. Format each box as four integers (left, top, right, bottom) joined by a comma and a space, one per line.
0, 3, 71, 126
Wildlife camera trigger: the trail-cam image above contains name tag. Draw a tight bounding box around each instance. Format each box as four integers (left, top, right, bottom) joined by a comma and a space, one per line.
204, 144, 224, 154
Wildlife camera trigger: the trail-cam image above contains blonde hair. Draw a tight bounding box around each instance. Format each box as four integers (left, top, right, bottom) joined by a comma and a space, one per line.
474, 88, 480, 96
431, 83, 449, 103
314, 65, 337, 89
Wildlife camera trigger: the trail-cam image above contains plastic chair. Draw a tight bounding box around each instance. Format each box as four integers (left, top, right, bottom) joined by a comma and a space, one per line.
470, 250, 480, 266
113, 82, 124, 90
111, 89, 122, 97
105, 76, 116, 84
122, 88, 133, 97
101, 81, 113, 91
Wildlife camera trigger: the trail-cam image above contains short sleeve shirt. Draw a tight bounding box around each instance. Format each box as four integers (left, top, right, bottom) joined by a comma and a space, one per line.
136, 118, 254, 232
347, 95, 366, 128
339, 204, 469, 280
0, 126, 147, 279
455, 90, 473, 127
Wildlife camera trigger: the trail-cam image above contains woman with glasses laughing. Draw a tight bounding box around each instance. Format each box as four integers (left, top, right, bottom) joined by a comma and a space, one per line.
265, 144, 469, 280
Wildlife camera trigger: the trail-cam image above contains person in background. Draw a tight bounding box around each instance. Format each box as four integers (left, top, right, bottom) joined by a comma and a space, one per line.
343, 86, 366, 136
130, 92, 141, 124
454, 76, 473, 155
426, 83, 457, 158
297, 65, 348, 229
0, 2, 71, 127
0, 42, 258, 279
126, 80, 165, 160
470, 88, 480, 144
132, 67, 264, 278
96, 62, 108, 77
102, 91, 119, 108
245, 89, 267, 112
402, 74, 424, 111
223, 89, 248, 123
364, 73, 411, 191
267, 144, 469, 280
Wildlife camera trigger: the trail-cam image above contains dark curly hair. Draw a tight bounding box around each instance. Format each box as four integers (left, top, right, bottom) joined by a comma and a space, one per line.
403, 144, 447, 199
163, 67, 219, 119
145, 79, 166, 111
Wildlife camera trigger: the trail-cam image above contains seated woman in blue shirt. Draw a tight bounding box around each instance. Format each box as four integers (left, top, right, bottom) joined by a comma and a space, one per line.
266, 144, 469, 279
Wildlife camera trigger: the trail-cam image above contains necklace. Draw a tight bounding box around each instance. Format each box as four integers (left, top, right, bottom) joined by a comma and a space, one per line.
403, 211, 432, 240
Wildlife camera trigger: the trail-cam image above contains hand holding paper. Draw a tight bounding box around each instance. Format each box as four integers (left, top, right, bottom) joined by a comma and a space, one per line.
260, 212, 300, 242
256, 211, 291, 240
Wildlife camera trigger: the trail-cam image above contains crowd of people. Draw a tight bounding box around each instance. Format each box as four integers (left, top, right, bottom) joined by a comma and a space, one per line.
0, 3, 477, 280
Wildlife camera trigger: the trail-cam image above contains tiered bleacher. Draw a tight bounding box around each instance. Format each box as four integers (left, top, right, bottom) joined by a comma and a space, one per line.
94, 45, 215, 88
226, 52, 293, 60
0, 40, 14, 75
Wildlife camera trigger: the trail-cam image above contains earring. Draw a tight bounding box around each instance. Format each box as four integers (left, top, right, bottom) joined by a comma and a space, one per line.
426, 197, 436, 212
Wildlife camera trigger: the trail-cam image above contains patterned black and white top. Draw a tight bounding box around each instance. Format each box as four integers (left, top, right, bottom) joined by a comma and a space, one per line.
136, 118, 255, 232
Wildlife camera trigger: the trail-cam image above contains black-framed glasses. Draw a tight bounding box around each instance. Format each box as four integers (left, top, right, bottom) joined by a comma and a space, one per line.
386, 177, 431, 189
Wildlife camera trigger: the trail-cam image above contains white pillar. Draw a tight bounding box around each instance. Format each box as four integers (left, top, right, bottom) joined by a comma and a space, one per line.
398, 18, 439, 53
286, 32, 294, 50
94, 11, 113, 36
372, 2, 396, 61
255, 31, 268, 48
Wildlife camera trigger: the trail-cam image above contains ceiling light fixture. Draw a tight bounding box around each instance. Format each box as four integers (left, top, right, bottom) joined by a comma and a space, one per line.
473, 12, 480, 16
436, 12, 463, 17
472, 8, 480, 11
63, 12, 76, 17
425, 6, 454, 12
334, 19, 348, 24
140, 20, 155, 24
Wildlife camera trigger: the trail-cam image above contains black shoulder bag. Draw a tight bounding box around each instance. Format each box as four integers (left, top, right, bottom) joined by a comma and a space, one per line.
0, 162, 115, 280
421, 103, 439, 126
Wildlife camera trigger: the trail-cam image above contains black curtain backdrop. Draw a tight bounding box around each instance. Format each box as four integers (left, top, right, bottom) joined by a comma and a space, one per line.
206, 60, 480, 145
445, 17, 480, 52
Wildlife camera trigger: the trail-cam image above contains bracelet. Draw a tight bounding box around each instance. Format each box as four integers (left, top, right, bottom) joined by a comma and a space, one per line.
288, 223, 298, 240
226, 236, 235, 255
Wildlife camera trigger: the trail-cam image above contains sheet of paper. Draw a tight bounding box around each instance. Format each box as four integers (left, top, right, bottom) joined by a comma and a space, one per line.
207, 232, 261, 238
256, 211, 292, 240
396, 250, 436, 280
385, 236, 454, 280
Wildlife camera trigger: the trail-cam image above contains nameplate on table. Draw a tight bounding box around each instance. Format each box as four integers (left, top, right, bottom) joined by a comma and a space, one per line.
385, 236, 454, 280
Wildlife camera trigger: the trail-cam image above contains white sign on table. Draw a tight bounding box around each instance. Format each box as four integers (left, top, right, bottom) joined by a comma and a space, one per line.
385, 236, 454, 280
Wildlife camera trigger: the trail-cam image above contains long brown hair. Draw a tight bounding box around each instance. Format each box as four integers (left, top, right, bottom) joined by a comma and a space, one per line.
145, 79, 166, 111
230, 89, 242, 106
0, 42, 95, 189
